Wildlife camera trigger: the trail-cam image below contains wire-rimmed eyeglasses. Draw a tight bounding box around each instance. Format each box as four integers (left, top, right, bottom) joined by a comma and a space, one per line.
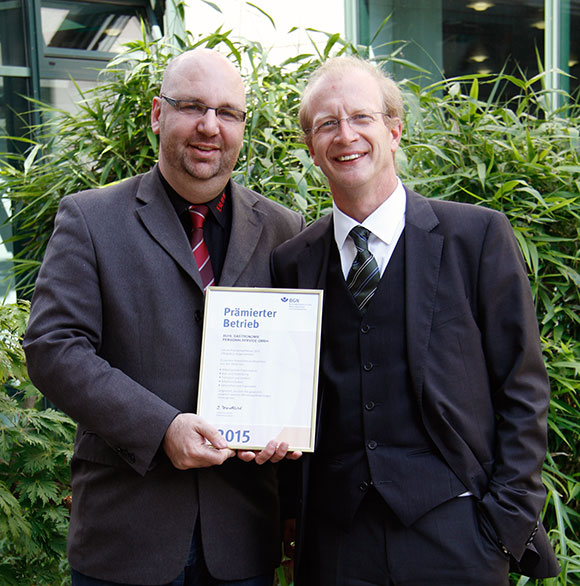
305, 112, 390, 136
160, 94, 246, 123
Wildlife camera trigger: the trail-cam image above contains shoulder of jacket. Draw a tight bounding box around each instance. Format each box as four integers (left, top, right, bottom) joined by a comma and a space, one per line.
231, 180, 303, 221
65, 173, 145, 205
275, 213, 331, 252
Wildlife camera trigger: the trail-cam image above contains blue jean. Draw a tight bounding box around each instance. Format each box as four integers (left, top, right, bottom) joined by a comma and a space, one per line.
71, 522, 273, 586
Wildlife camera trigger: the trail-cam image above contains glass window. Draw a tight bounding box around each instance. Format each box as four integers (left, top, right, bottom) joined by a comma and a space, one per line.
0, 197, 16, 304
0, 73, 27, 304
39, 77, 99, 114
358, 0, 579, 100
0, 76, 30, 155
443, 1, 544, 79
566, 2, 579, 96
0, 0, 27, 67
38, 1, 153, 82
41, 0, 147, 55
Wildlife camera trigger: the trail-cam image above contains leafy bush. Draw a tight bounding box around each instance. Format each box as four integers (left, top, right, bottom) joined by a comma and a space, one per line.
0, 302, 76, 585
401, 73, 580, 585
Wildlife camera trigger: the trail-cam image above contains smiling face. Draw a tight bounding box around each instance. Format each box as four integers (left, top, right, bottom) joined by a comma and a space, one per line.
305, 68, 402, 220
151, 49, 246, 203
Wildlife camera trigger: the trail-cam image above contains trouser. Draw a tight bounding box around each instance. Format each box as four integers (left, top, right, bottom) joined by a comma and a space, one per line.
71, 520, 273, 586
298, 489, 510, 586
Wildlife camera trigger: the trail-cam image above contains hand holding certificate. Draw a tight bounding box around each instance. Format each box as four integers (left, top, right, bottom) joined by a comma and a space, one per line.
197, 287, 323, 452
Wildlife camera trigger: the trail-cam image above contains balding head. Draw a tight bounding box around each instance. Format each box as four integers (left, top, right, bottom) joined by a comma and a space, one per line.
151, 48, 247, 203
161, 49, 245, 104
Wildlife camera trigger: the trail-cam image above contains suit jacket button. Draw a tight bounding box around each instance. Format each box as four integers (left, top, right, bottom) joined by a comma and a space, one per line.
367, 440, 377, 450
363, 362, 374, 372
359, 481, 369, 491
365, 401, 375, 411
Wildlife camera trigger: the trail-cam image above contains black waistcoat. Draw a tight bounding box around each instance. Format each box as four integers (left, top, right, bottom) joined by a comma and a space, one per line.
309, 234, 465, 528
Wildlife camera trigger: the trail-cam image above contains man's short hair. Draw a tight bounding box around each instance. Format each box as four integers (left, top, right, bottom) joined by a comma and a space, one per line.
299, 55, 404, 134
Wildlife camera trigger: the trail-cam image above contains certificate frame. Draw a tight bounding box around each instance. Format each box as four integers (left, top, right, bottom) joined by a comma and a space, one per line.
197, 286, 323, 452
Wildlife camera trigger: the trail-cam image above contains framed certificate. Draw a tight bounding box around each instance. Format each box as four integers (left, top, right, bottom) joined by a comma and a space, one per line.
197, 287, 323, 452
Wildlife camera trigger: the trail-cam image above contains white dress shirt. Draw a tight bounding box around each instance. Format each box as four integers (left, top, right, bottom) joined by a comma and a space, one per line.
333, 178, 406, 279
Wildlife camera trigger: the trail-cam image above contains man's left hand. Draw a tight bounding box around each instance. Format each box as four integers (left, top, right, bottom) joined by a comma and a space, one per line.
237, 439, 303, 464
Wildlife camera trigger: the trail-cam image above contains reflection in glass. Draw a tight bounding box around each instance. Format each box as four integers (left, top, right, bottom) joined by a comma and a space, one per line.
358, 0, 580, 101
443, 0, 544, 82
0, 0, 27, 67
567, 2, 579, 96
1, 76, 30, 155
40, 78, 98, 117
41, 1, 146, 53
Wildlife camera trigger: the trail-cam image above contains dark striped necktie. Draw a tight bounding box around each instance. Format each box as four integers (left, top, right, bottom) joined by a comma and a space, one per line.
346, 225, 380, 312
189, 204, 215, 291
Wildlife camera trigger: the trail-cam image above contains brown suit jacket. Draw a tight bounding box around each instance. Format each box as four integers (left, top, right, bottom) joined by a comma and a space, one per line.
23, 166, 305, 584
272, 187, 559, 578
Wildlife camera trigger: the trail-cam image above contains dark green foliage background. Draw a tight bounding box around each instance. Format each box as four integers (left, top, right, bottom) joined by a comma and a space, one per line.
0, 302, 76, 585
0, 15, 578, 586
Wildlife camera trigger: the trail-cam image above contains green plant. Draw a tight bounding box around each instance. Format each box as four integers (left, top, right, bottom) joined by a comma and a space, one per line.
400, 73, 580, 585
0, 301, 76, 585
1, 24, 411, 295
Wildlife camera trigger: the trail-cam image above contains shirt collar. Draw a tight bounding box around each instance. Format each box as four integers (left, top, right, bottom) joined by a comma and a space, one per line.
333, 178, 406, 249
158, 167, 229, 229
204, 188, 228, 228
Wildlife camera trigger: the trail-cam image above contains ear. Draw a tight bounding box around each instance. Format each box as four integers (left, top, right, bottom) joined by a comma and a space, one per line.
306, 138, 320, 167
389, 118, 403, 153
151, 96, 162, 135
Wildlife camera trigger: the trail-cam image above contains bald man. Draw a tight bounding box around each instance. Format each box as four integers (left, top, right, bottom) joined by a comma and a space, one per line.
24, 49, 304, 586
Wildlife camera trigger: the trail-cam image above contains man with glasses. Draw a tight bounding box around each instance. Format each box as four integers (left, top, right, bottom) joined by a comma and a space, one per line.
24, 48, 304, 586
272, 56, 559, 585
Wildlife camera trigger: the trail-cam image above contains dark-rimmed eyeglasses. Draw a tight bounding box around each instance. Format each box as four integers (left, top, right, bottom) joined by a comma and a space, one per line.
305, 112, 389, 136
160, 95, 246, 123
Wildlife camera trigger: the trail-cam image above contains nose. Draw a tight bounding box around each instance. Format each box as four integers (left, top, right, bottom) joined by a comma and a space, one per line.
334, 118, 357, 142
196, 108, 220, 136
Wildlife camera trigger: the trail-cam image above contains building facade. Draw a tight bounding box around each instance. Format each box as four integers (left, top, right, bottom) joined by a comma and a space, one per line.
0, 0, 164, 301
186, 0, 578, 99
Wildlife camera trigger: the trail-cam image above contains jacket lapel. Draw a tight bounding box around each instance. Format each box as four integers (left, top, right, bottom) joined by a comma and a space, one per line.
296, 214, 333, 290
404, 189, 444, 402
219, 182, 264, 286
135, 167, 204, 291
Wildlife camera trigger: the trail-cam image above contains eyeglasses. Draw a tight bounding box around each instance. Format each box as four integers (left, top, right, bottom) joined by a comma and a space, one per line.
305, 112, 389, 136
160, 95, 246, 123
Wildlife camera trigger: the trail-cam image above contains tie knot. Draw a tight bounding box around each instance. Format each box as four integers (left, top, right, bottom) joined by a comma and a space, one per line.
350, 225, 371, 250
189, 205, 209, 229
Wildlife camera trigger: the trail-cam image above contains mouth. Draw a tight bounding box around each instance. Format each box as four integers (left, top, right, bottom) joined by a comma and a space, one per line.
192, 144, 219, 152
335, 153, 364, 162
189, 144, 220, 159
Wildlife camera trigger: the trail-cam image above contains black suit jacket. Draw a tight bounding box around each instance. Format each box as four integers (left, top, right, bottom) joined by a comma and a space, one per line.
272, 187, 559, 577
23, 166, 305, 584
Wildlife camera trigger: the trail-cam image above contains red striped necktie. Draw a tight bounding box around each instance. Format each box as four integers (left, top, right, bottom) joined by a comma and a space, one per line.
189, 204, 215, 291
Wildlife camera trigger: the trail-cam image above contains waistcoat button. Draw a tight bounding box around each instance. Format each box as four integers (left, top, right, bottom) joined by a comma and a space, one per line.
363, 362, 374, 372
360, 324, 370, 334
364, 401, 375, 411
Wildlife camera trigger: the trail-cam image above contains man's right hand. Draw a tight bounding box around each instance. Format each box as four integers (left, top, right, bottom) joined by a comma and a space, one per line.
163, 413, 235, 469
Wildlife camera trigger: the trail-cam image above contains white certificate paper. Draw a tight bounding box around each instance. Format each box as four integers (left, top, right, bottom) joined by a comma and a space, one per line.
197, 287, 323, 452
